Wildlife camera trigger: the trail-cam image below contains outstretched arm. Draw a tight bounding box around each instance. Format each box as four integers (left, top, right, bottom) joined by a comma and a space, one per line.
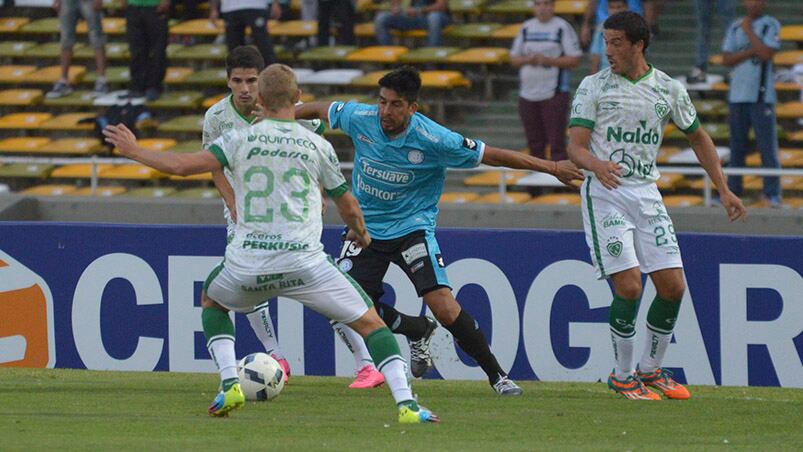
481, 145, 583, 187
103, 124, 220, 176
687, 127, 747, 221
295, 102, 332, 122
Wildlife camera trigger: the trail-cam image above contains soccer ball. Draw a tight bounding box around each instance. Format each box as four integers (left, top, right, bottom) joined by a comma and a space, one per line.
237, 353, 285, 401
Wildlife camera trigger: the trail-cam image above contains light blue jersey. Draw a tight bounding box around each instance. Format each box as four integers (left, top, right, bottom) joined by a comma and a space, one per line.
328, 101, 485, 239
722, 15, 781, 104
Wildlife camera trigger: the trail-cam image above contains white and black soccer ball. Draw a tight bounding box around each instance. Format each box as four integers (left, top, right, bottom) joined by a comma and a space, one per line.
237, 352, 285, 401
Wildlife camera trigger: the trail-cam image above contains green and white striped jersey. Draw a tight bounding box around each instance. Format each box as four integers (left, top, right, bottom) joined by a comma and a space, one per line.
569, 65, 699, 186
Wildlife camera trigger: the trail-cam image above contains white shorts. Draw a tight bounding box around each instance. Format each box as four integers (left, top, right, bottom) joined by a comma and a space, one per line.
580, 177, 683, 279
204, 257, 372, 324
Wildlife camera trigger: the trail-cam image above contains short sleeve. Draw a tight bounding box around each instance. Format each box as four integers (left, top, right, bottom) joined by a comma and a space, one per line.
327, 101, 360, 135
762, 19, 781, 49
202, 109, 218, 150
722, 21, 738, 52
510, 25, 525, 57
561, 21, 582, 57
319, 142, 348, 196
438, 130, 485, 168
670, 81, 700, 134
569, 76, 598, 130
208, 130, 238, 170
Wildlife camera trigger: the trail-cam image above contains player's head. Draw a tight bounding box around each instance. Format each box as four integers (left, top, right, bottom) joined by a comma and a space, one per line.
603, 11, 650, 74
607, 0, 629, 15
744, 0, 765, 18
532, 0, 554, 22
258, 63, 301, 112
377, 66, 420, 136
226, 46, 265, 110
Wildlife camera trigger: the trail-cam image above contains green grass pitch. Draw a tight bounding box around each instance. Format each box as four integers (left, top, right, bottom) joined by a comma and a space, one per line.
2, 368, 802, 451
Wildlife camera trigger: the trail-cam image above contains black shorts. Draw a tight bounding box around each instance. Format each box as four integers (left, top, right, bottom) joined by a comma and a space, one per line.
336, 229, 451, 302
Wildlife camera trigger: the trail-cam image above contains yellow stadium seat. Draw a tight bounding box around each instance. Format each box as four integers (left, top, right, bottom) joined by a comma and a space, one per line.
346, 46, 408, 63
746, 148, 803, 167
447, 47, 509, 64
472, 192, 531, 204
37, 138, 104, 155
112, 138, 177, 155
164, 67, 195, 84
527, 193, 581, 205
101, 164, 167, 180
76, 17, 126, 35
20, 184, 78, 196
420, 71, 471, 88
169, 172, 213, 181
351, 70, 391, 87
0, 65, 36, 83
790, 131, 803, 142
491, 23, 522, 40
777, 102, 803, 119
0, 18, 30, 33
28, 65, 86, 84
656, 146, 681, 164
0, 112, 52, 129
780, 196, 803, 209
781, 175, 803, 191
20, 18, 60, 34
0, 137, 50, 153
0, 89, 43, 106
555, 0, 588, 15
169, 19, 225, 36
663, 195, 704, 207
51, 164, 113, 178
780, 25, 803, 43
270, 20, 317, 37
354, 22, 375, 38
202, 93, 228, 109
774, 50, 802, 66
656, 173, 686, 191
39, 113, 96, 131
440, 191, 481, 203
73, 186, 128, 197
464, 170, 528, 186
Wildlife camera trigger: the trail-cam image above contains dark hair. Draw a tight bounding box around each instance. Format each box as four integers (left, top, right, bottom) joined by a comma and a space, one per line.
378, 66, 421, 103
603, 11, 650, 53
225, 45, 265, 77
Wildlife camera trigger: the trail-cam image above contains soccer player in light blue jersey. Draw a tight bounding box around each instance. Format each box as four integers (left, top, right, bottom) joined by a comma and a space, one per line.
296, 66, 583, 395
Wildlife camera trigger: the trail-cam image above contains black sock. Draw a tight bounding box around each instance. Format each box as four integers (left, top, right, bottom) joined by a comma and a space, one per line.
444, 309, 505, 384
375, 301, 430, 340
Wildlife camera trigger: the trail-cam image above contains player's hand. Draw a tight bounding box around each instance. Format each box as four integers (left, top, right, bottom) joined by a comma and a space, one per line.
554, 160, 584, 187
102, 123, 138, 156
719, 190, 747, 222
251, 103, 266, 123
590, 159, 621, 190
345, 228, 371, 249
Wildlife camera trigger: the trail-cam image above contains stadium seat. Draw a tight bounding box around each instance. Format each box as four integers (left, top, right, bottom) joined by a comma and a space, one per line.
780, 175, 802, 191
526, 193, 581, 205
693, 99, 728, 117
445, 23, 503, 40
486, 0, 534, 15
0, 65, 36, 83
449, 0, 486, 15
51, 164, 113, 178
169, 172, 213, 181
170, 140, 203, 153
39, 112, 96, 130
74, 42, 129, 60
346, 46, 409, 63
399, 47, 461, 64
515, 172, 566, 188
184, 68, 227, 86
112, 138, 177, 155
123, 187, 178, 198
0, 41, 36, 58
77, 17, 127, 35
158, 115, 204, 133
656, 146, 681, 164
0, 112, 52, 129
0, 89, 42, 106
19, 18, 60, 35
440, 191, 481, 203
555, 0, 588, 15
774, 50, 802, 66
313, 93, 374, 104
298, 46, 358, 62
42, 90, 97, 108
171, 43, 228, 61
169, 19, 225, 36
656, 173, 686, 191
351, 70, 391, 87
303, 69, 365, 85
464, 170, 528, 186
0, 137, 50, 153
146, 91, 204, 109
781, 196, 803, 209
668, 146, 730, 164
472, 192, 531, 204
20, 184, 77, 196
24, 42, 72, 59
270, 20, 317, 37
102, 164, 167, 180
202, 93, 228, 109
172, 187, 221, 199
85, 66, 130, 84
37, 138, 103, 155
746, 148, 803, 167
72, 186, 128, 197
780, 25, 803, 43
28, 65, 86, 84
666, 123, 729, 141
777, 102, 803, 119
164, 67, 195, 85
420, 71, 471, 89
789, 131, 803, 142
490, 23, 523, 40
0, 162, 54, 179
0, 17, 30, 34
662, 195, 704, 207
447, 47, 509, 64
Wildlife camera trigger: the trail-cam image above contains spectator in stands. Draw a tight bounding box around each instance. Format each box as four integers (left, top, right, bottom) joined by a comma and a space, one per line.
687, 0, 735, 84
589, 0, 629, 74
209, 0, 279, 66
317, 0, 356, 46
46, 0, 109, 99
124, 0, 169, 101
723, 0, 782, 207
580, 0, 643, 47
510, 0, 582, 162
374, 0, 449, 47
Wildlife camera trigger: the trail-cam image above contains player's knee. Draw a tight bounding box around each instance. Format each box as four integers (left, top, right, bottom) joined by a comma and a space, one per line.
660, 284, 686, 302
424, 289, 460, 324
615, 283, 642, 300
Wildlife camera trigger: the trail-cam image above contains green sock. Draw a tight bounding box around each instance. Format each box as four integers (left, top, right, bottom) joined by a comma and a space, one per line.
202, 306, 235, 342
365, 326, 401, 370
646, 295, 682, 334
609, 295, 640, 337
222, 377, 238, 391
398, 399, 419, 410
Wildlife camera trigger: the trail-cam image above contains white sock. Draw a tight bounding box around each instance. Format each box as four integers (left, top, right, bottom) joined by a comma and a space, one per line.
208, 336, 238, 381
331, 321, 375, 373
611, 329, 636, 380
378, 358, 413, 405
247, 305, 283, 359
638, 328, 672, 373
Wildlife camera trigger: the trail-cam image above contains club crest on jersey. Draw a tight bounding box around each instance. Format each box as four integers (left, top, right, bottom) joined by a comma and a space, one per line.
654, 101, 670, 120
463, 138, 478, 151
336, 103, 345, 112
338, 258, 353, 272
408, 150, 424, 164
607, 239, 623, 257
